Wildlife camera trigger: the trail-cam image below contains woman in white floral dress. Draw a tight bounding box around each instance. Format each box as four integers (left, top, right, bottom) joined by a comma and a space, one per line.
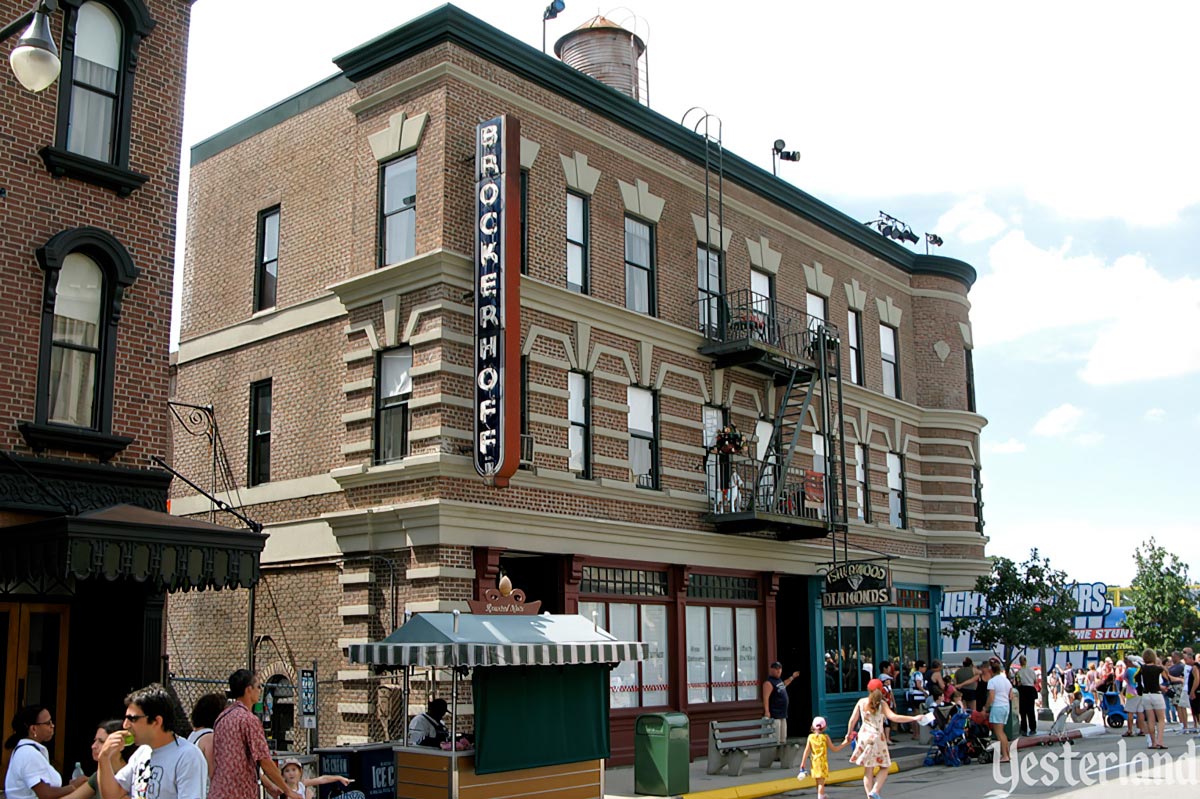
843, 678, 926, 799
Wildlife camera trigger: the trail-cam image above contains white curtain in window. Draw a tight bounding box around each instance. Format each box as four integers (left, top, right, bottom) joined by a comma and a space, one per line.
812, 432, 826, 474
640, 605, 669, 706
67, 2, 121, 162
855, 443, 866, 519
735, 608, 758, 700
568, 372, 586, 472
380, 348, 412, 399
49, 254, 102, 426
709, 607, 733, 702
685, 605, 709, 704
608, 603, 637, 708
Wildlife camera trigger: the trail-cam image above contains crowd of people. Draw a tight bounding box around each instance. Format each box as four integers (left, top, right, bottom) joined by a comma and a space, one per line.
791, 645, 1200, 799
4, 671, 352, 799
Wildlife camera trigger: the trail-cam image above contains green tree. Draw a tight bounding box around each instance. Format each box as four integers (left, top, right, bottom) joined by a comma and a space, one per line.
1121, 538, 1200, 653
948, 548, 1077, 665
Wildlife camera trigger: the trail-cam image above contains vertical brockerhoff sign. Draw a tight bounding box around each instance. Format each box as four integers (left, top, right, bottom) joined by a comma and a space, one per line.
474, 115, 521, 486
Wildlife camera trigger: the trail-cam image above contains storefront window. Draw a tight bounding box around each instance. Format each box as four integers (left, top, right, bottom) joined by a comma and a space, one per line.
885, 609, 932, 672
686, 604, 759, 704
823, 610, 875, 694
581, 599, 669, 708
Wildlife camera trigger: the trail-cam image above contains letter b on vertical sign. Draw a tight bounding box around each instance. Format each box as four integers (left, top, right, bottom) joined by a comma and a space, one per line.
474, 115, 521, 486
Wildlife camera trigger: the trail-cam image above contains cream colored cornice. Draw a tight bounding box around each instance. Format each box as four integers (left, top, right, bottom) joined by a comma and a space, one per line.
177, 294, 345, 365
358, 60, 928, 299
329, 250, 473, 311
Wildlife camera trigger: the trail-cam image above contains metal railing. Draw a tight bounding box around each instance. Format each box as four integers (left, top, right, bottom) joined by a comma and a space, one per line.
695, 289, 840, 367
705, 458, 823, 520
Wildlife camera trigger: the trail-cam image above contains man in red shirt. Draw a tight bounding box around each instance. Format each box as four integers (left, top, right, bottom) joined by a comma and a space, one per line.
209, 670, 301, 799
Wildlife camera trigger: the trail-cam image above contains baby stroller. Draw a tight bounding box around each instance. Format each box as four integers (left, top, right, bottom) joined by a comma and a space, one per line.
923, 707, 971, 767
965, 709, 996, 764
1100, 691, 1127, 728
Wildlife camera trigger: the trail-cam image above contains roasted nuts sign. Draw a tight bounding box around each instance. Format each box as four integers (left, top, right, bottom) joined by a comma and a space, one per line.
822, 561, 895, 608
474, 115, 522, 487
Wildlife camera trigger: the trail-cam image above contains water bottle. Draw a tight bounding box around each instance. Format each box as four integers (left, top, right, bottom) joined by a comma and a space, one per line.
71, 762, 85, 781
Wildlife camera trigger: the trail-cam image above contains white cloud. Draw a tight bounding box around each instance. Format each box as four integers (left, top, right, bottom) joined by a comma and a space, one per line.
935, 197, 1007, 244
1033, 404, 1084, 437
1144, 408, 1166, 423
983, 437, 1026, 454
971, 232, 1200, 385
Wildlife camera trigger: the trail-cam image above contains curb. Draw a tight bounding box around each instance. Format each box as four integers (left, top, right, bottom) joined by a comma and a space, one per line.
676, 762, 900, 799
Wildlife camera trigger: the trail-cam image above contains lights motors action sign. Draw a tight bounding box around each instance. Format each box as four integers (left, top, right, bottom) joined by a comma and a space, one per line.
474, 115, 521, 487
822, 561, 895, 608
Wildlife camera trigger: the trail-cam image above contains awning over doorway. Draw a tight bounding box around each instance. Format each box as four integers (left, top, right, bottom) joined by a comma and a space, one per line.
0, 504, 266, 591
348, 612, 651, 667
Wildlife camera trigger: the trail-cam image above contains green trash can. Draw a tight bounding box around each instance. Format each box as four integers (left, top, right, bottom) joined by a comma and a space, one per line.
634, 712, 689, 796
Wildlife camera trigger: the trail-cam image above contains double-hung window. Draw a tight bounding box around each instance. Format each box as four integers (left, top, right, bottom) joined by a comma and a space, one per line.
855, 443, 870, 521
519, 169, 529, 275
568, 371, 591, 478
376, 347, 412, 464
24, 227, 140, 459
46, 254, 103, 428
847, 310, 864, 385
380, 155, 416, 266
624, 216, 654, 314
806, 292, 826, 332
44, 0, 155, 195
887, 452, 905, 528
65, 2, 121, 162
628, 386, 658, 489
249, 380, 272, 486
880, 325, 900, 398
566, 192, 588, 292
696, 246, 723, 338
254, 207, 279, 312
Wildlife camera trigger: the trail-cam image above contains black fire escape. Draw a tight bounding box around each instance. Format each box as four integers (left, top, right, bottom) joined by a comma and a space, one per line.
686, 110, 849, 544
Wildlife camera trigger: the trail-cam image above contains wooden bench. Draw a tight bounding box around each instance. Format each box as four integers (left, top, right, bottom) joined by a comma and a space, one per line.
706, 718, 800, 776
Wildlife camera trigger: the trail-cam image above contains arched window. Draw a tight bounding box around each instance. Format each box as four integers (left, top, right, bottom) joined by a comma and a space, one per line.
40, 0, 155, 196
20, 228, 140, 460
67, 2, 123, 162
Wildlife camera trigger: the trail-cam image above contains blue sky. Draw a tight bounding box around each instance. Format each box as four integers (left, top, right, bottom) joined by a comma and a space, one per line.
176, 0, 1200, 586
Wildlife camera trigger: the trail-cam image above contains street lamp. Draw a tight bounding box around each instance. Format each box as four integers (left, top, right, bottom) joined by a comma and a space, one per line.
1, 0, 61, 92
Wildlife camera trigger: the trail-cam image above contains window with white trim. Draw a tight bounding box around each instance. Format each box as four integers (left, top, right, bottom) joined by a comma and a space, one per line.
376, 347, 412, 464
628, 386, 658, 489
380, 155, 416, 266
887, 451, 905, 528
685, 602, 759, 704
880, 324, 900, 398
568, 371, 591, 477
567, 192, 588, 292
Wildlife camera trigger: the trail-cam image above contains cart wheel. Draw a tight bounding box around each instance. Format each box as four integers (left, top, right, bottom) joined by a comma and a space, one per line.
1107, 715, 1124, 728
979, 750, 994, 764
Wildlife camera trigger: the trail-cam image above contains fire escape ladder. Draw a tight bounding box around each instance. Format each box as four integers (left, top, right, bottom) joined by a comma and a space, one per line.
753, 365, 818, 512
814, 324, 849, 543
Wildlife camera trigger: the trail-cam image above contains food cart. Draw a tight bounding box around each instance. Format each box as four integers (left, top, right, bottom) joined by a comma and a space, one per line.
346, 610, 649, 799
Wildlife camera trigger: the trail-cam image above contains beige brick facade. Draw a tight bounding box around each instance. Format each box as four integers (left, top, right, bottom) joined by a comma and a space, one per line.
169, 8, 988, 758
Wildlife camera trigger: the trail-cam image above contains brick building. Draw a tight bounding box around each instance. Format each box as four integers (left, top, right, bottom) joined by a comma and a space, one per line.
169, 5, 988, 760
0, 0, 263, 776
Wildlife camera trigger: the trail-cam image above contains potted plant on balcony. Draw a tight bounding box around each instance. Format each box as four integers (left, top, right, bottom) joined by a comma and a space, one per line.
713, 424, 747, 456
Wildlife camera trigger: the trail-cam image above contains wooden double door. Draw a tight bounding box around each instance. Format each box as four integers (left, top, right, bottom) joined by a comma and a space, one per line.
1, 603, 71, 774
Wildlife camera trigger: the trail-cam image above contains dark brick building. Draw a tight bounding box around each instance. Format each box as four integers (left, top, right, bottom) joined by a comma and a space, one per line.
0, 0, 262, 776
169, 5, 988, 760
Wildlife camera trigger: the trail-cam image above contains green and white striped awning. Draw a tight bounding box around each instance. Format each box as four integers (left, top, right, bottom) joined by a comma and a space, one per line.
347, 613, 651, 668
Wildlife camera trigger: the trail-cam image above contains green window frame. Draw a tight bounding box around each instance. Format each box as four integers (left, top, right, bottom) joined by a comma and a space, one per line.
822, 609, 876, 695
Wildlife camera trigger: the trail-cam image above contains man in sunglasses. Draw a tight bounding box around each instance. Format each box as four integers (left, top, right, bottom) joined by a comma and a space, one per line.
98, 683, 207, 799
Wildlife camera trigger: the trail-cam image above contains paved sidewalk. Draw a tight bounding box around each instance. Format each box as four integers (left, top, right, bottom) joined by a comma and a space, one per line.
603, 740, 928, 799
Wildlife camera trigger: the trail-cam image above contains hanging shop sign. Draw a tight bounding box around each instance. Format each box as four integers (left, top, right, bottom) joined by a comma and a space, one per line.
467, 575, 542, 615
474, 115, 522, 487
822, 561, 895, 608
